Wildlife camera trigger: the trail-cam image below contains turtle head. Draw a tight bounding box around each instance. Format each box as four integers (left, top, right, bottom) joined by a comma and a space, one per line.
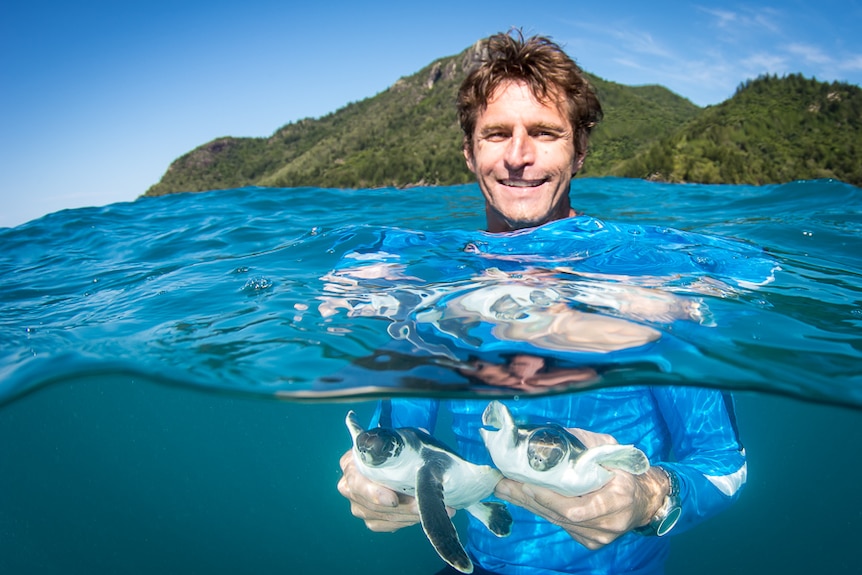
355, 428, 404, 467
527, 427, 568, 471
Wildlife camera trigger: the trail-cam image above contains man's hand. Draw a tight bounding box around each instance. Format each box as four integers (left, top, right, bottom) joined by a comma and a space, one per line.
338, 450, 447, 532
493, 429, 669, 549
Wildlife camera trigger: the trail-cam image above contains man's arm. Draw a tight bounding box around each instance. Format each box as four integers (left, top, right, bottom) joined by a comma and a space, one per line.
649, 386, 746, 534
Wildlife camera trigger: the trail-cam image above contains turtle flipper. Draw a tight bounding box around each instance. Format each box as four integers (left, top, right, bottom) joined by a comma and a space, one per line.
465, 501, 512, 537
481, 400, 508, 429
416, 451, 473, 574
482, 400, 521, 445
345, 410, 364, 442
588, 444, 650, 475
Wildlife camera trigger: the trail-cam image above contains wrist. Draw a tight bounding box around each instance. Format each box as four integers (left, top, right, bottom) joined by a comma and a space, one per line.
635, 465, 682, 537
644, 466, 670, 520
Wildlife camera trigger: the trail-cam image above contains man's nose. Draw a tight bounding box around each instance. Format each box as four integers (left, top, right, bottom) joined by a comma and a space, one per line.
504, 132, 535, 169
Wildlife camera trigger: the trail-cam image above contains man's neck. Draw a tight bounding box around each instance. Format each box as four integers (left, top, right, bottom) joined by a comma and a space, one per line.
485, 207, 577, 233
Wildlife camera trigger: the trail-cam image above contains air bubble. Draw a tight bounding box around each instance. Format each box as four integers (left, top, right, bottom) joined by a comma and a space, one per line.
242, 277, 273, 292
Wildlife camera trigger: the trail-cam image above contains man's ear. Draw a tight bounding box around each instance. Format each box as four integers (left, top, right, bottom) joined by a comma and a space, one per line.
463, 139, 476, 173
572, 148, 587, 176
572, 131, 589, 175
572, 153, 586, 175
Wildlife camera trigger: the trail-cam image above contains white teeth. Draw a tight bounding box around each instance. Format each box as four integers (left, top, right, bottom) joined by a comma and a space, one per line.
502, 179, 544, 187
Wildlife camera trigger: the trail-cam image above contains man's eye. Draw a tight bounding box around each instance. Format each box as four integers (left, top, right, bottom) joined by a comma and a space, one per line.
535, 130, 561, 140
484, 132, 508, 141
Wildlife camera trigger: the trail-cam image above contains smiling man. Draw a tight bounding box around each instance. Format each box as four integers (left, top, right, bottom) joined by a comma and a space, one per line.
337, 31, 746, 575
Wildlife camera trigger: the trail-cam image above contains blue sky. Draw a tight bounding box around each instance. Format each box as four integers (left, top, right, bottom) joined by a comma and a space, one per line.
2, 0, 860, 228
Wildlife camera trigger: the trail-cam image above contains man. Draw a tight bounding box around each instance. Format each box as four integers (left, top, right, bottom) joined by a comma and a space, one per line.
337, 31, 746, 574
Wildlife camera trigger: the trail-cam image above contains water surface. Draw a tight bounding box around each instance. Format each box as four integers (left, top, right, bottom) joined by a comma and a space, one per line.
2, 180, 859, 406
1, 179, 861, 574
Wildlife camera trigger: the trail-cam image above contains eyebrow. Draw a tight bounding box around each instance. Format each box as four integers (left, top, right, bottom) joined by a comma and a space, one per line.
477, 121, 569, 136
477, 123, 509, 135
530, 122, 569, 133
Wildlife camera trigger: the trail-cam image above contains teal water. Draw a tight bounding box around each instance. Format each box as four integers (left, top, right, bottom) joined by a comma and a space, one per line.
1, 179, 861, 574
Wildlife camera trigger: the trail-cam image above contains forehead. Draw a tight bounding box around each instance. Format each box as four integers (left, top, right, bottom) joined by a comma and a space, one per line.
478, 80, 570, 128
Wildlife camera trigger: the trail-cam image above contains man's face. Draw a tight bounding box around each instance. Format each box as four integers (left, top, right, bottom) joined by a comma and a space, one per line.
464, 80, 585, 233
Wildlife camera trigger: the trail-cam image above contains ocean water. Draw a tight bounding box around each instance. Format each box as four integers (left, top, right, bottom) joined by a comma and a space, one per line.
1, 179, 861, 574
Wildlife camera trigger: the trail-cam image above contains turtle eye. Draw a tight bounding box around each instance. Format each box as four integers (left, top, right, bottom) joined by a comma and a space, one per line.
527, 428, 567, 471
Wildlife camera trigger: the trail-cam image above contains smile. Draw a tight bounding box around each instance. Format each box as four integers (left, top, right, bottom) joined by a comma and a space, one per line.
500, 178, 548, 188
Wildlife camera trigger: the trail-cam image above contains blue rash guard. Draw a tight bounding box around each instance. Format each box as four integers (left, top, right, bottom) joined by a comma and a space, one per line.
369, 388, 746, 575
334, 216, 767, 573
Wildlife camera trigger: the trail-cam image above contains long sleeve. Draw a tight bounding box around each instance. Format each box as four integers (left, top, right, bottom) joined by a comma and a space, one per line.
649, 386, 747, 535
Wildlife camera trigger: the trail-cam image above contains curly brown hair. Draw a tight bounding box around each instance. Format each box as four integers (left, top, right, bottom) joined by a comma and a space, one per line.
457, 31, 603, 157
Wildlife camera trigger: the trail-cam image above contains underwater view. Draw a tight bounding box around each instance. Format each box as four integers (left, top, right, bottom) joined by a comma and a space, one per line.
1, 178, 861, 574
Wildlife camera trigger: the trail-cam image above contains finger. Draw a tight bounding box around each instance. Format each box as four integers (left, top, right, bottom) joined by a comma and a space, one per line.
518, 482, 589, 524
497, 479, 625, 528
496, 480, 624, 549
361, 517, 416, 533
339, 450, 401, 509
527, 483, 612, 525
350, 499, 422, 532
338, 450, 421, 531
495, 480, 603, 545
495, 479, 564, 521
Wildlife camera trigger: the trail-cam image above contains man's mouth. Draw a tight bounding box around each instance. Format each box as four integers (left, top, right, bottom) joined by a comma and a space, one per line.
500, 178, 548, 188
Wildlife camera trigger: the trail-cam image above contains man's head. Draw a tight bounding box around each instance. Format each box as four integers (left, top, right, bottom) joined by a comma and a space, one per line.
457, 32, 602, 232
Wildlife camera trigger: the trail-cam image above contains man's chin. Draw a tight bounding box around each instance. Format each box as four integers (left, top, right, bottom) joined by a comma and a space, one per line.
501, 214, 547, 231
486, 199, 570, 232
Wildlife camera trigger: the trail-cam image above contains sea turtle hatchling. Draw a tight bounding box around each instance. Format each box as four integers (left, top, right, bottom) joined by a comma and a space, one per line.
479, 401, 650, 497
345, 411, 512, 574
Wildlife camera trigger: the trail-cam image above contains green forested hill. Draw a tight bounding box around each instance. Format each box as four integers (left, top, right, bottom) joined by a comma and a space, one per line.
611, 74, 862, 185
144, 44, 861, 197
143, 41, 700, 197
580, 81, 701, 177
